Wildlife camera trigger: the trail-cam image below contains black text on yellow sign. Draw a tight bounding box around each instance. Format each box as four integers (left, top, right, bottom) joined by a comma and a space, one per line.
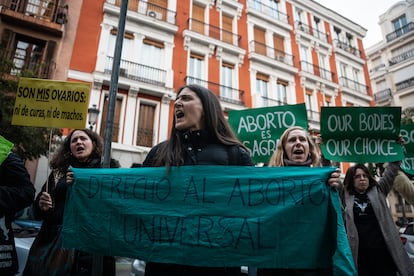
12, 78, 91, 129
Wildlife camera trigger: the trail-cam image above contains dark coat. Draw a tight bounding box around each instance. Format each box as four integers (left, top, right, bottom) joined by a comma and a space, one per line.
24, 158, 119, 276
143, 130, 253, 276
343, 162, 414, 275
0, 152, 35, 275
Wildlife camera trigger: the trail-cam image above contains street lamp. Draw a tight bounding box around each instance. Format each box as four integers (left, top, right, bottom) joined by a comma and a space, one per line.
87, 104, 100, 130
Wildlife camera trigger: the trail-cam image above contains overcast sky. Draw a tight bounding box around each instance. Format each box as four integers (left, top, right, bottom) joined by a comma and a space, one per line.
315, 0, 398, 47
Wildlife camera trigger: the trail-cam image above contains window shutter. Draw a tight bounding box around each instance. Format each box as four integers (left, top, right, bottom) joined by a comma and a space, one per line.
222, 15, 233, 44
254, 27, 266, 55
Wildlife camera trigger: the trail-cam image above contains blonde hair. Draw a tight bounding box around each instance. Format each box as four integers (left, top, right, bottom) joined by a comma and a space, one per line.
268, 126, 321, 167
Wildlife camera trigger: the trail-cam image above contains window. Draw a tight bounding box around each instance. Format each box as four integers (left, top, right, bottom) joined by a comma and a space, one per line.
295, 7, 303, 22
313, 16, 325, 41
222, 14, 233, 44
333, 26, 341, 41
1, 30, 55, 78
275, 79, 287, 105
340, 63, 347, 78
188, 53, 204, 84
300, 45, 311, 73
269, 0, 280, 19
221, 63, 234, 99
256, 73, 269, 105
318, 53, 331, 81
254, 26, 266, 55
192, 4, 205, 34
346, 33, 354, 47
393, 15, 407, 34
146, 0, 168, 20
273, 34, 284, 60
136, 102, 156, 147
108, 28, 134, 65
325, 95, 331, 107
305, 89, 317, 121
141, 39, 163, 68
248, 0, 261, 11
100, 95, 122, 143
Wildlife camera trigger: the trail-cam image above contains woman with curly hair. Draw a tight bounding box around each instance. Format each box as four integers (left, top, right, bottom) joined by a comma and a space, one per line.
23, 129, 119, 276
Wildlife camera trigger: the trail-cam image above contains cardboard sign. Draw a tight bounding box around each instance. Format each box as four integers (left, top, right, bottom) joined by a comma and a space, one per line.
228, 104, 308, 163
61, 166, 355, 275
12, 78, 90, 128
320, 107, 404, 163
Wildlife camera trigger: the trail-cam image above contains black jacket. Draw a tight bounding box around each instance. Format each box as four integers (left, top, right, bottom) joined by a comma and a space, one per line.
143, 130, 253, 167
26, 158, 119, 276
143, 130, 253, 276
0, 152, 34, 275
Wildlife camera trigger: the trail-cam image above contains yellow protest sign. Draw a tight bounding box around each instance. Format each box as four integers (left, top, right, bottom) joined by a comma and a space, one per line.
12, 78, 90, 129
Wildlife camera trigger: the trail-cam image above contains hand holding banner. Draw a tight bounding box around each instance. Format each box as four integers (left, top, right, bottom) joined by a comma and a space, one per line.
61, 166, 356, 275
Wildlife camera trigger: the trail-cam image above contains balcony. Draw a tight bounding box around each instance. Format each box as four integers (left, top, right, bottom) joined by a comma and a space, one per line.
374, 88, 392, 102
260, 96, 287, 107
295, 21, 328, 43
396, 76, 414, 92
249, 41, 293, 66
334, 39, 361, 58
386, 22, 414, 42
300, 60, 334, 82
185, 76, 245, 106
0, 0, 67, 37
187, 18, 241, 47
105, 56, 166, 86
369, 63, 386, 74
339, 76, 368, 94
107, 0, 176, 25
389, 47, 414, 66
247, 0, 288, 24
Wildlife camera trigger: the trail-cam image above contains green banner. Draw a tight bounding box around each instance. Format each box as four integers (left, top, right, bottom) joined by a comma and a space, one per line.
62, 166, 356, 274
320, 107, 404, 163
401, 124, 414, 175
228, 104, 308, 164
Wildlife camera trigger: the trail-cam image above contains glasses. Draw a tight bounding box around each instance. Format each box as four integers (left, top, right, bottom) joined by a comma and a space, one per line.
354, 174, 368, 180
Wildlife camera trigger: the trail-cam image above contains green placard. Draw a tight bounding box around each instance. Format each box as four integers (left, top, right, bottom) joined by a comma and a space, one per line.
401, 123, 414, 174
228, 104, 308, 164
62, 166, 356, 275
320, 107, 404, 163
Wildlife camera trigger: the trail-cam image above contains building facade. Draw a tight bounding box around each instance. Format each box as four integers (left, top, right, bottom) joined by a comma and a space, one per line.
366, 0, 414, 225
1, 0, 374, 185
0, 0, 81, 186
367, 0, 414, 111
64, 0, 372, 169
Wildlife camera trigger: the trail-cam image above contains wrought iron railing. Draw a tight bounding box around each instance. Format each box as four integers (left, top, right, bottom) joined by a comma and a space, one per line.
107, 0, 176, 24
396, 76, 414, 91
188, 18, 241, 47
249, 41, 294, 66
105, 56, 166, 86
247, 0, 288, 24
339, 76, 368, 94
300, 60, 334, 81
386, 22, 414, 42
185, 76, 245, 106
333, 39, 361, 58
